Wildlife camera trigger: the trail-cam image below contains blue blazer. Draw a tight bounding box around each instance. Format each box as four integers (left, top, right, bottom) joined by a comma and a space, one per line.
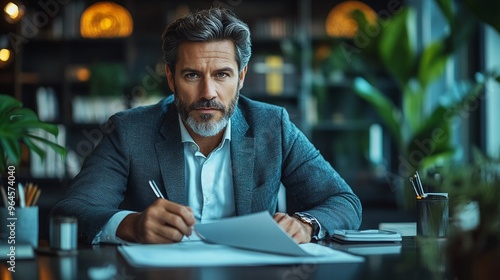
51, 95, 362, 243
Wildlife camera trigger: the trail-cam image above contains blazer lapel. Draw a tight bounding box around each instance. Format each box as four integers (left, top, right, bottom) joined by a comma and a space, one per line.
155, 104, 186, 205
231, 108, 255, 215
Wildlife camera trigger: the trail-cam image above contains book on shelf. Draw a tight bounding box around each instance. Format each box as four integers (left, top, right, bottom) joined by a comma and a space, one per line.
30, 125, 66, 179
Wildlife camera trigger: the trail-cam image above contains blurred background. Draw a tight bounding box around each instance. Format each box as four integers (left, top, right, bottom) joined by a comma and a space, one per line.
1, 0, 499, 239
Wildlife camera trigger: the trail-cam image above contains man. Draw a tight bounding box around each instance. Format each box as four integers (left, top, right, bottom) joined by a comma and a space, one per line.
50, 7, 362, 244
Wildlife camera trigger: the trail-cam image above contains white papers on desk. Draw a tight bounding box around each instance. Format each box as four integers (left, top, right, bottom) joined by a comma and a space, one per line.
119, 211, 363, 267
378, 222, 417, 237
194, 211, 310, 256
119, 242, 363, 267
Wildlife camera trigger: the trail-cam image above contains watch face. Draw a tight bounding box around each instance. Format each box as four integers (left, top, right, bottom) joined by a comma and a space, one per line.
294, 214, 319, 237
294, 214, 311, 224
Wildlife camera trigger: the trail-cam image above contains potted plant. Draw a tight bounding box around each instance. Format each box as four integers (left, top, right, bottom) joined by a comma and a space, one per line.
425, 148, 500, 279
350, 0, 500, 209
0, 94, 66, 177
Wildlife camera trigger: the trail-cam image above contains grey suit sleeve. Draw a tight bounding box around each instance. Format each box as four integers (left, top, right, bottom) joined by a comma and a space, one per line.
279, 108, 362, 235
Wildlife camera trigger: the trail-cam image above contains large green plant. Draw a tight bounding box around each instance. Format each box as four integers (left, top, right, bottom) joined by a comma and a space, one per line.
352, 0, 500, 176
0, 94, 66, 174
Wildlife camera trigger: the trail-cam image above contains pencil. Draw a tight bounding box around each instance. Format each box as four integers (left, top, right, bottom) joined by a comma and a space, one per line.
26, 184, 40, 206
25, 183, 34, 206
31, 189, 41, 206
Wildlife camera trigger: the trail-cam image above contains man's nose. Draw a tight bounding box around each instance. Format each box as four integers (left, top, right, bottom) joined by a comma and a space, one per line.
200, 78, 217, 100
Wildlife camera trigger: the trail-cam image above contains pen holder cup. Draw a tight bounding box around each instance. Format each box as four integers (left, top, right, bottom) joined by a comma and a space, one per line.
0, 206, 39, 248
416, 193, 449, 238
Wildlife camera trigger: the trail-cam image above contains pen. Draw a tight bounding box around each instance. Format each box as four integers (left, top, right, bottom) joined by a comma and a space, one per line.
148, 179, 194, 240
148, 180, 164, 199
414, 171, 426, 198
408, 177, 420, 198
18, 183, 26, 208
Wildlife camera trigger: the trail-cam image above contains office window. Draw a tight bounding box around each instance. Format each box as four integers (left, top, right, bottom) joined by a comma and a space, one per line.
484, 26, 500, 157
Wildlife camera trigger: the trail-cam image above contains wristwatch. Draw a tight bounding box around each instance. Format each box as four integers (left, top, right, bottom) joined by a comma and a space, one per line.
293, 212, 320, 238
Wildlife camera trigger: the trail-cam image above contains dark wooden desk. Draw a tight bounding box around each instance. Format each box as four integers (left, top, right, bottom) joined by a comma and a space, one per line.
3, 238, 452, 280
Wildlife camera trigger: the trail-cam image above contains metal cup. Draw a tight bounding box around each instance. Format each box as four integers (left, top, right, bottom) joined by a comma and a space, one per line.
50, 216, 78, 250
416, 193, 449, 237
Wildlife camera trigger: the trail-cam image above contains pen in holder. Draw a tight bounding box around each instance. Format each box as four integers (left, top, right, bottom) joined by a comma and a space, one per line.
0, 206, 39, 248
416, 193, 449, 237
410, 172, 449, 238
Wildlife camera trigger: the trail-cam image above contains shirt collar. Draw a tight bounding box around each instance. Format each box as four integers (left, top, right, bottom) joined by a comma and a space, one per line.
178, 114, 231, 144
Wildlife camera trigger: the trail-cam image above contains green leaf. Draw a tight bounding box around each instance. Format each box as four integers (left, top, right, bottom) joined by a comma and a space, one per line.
0, 96, 22, 121
0, 94, 66, 173
23, 137, 47, 161
354, 77, 402, 146
420, 150, 456, 170
14, 121, 59, 135
350, 10, 379, 56
418, 41, 449, 90
26, 134, 67, 158
411, 106, 453, 154
378, 7, 416, 87
402, 81, 424, 134
0, 137, 21, 166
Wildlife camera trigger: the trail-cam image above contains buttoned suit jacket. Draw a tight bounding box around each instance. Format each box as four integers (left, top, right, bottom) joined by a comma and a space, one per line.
51, 95, 362, 243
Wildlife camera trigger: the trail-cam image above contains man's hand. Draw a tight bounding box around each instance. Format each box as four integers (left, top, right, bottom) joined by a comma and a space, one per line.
273, 212, 312, 244
117, 199, 195, 243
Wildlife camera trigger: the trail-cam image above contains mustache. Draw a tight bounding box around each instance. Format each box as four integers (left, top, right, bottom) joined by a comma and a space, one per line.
189, 99, 225, 111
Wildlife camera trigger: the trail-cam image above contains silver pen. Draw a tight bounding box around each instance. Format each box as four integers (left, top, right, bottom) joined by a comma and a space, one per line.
148, 180, 164, 199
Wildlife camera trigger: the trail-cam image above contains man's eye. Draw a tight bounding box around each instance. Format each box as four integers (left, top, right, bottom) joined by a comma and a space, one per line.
216, 72, 228, 78
185, 73, 199, 79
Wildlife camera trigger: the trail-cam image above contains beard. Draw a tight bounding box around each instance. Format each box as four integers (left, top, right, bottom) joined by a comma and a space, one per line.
174, 85, 239, 137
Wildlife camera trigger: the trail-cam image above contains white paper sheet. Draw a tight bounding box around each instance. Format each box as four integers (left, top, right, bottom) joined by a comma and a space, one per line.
194, 211, 310, 256
119, 241, 364, 267
118, 212, 363, 267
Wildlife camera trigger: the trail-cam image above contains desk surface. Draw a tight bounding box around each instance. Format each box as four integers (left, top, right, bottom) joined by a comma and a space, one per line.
2, 238, 451, 280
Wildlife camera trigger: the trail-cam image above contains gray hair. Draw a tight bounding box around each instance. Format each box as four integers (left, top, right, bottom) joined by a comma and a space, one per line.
161, 7, 252, 74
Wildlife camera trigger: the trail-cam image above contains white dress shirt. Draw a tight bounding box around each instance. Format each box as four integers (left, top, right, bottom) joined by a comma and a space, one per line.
180, 116, 235, 223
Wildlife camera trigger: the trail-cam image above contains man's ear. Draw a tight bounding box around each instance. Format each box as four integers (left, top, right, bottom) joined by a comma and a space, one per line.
238, 66, 248, 91
165, 65, 175, 93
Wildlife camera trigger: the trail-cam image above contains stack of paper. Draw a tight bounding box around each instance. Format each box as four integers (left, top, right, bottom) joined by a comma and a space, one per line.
119, 212, 365, 267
